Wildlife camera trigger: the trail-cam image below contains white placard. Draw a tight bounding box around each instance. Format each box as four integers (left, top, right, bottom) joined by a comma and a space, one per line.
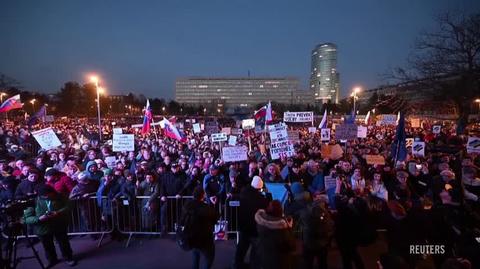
211, 133, 228, 142
228, 135, 237, 146
113, 128, 123, 134
31, 127, 62, 150
222, 146, 248, 162
324, 176, 336, 190
357, 126, 367, 138
200, 123, 205, 131
193, 123, 201, 134
242, 119, 255, 130
270, 140, 295, 160
221, 127, 232, 135
308, 127, 317, 133
112, 134, 135, 152
380, 114, 397, 125
203, 135, 209, 142
283, 111, 314, 123
467, 137, 480, 154
412, 141, 425, 157
105, 156, 117, 168
432, 125, 441, 134
406, 138, 414, 148
320, 128, 331, 141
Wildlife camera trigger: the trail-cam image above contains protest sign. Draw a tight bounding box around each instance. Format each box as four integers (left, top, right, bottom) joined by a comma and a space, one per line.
432, 125, 441, 134
200, 123, 205, 131
411, 118, 420, 128
45, 115, 54, 122
205, 121, 219, 135
365, 155, 386, 165
222, 146, 248, 162
113, 128, 123, 134
379, 114, 397, 125
231, 128, 243, 135
112, 134, 135, 152
211, 133, 228, 142
467, 137, 480, 154
283, 112, 314, 123
242, 119, 255, 130
357, 126, 367, 138
221, 127, 232, 135
270, 140, 295, 160
412, 141, 425, 157
320, 144, 343, 160
203, 135, 209, 142
324, 176, 337, 190
105, 156, 117, 169
31, 127, 62, 150
308, 127, 317, 133
320, 128, 331, 142
268, 123, 288, 143
192, 123, 201, 134
406, 138, 414, 148
335, 124, 358, 140
287, 130, 300, 142
228, 135, 237, 146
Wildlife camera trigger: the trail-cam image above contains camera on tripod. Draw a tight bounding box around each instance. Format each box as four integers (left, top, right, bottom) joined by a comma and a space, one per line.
0, 199, 35, 236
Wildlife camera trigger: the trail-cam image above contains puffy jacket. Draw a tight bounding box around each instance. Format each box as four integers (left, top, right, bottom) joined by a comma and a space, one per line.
24, 194, 70, 235
237, 186, 269, 236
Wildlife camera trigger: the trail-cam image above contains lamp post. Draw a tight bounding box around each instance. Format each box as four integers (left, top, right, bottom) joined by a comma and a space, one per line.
90, 75, 104, 141
351, 87, 361, 114
30, 99, 36, 113
475, 99, 480, 114
0, 92, 6, 104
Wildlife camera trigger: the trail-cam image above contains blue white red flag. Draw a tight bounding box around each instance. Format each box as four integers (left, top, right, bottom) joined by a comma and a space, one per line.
0, 94, 22, 113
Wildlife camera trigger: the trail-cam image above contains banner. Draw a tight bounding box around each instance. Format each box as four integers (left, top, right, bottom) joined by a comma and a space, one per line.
335, 124, 358, 140
283, 111, 313, 123
412, 141, 425, 157
467, 137, 480, 154
320, 128, 331, 141
357, 126, 367, 138
222, 146, 248, 162
308, 127, 317, 133
192, 123, 201, 134
365, 155, 386, 165
31, 127, 62, 150
211, 133, 228, 142
112, 134, 135, 152
113, 128, 123, 134
242, 119, 255, 130
228, 135, 237, 146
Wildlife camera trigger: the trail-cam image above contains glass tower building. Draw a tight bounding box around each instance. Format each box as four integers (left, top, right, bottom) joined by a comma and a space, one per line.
309, 43, 340, 104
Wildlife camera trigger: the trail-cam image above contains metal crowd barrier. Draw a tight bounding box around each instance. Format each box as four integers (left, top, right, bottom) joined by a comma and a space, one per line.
223, 199, 240, 243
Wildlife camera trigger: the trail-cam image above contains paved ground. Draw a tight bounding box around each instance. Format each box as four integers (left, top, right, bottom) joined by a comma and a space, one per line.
11, 233, 391, 269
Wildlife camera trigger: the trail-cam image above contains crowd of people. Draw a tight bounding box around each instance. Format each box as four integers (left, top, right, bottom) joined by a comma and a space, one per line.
0, 116, 479, 269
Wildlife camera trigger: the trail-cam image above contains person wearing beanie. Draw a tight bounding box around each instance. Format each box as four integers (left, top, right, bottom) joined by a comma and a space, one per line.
69, 171, 99, 200
85, 160, 103, 181
232, 175, 270, 269
24, 184, 76, 267
254, 200, 295, 269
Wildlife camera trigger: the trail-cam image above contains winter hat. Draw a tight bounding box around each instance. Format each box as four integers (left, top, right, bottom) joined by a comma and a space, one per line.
86, 161, 96, 170
266, 200, 283, 218
45, 168, 58, 177
251, 176, 264, 189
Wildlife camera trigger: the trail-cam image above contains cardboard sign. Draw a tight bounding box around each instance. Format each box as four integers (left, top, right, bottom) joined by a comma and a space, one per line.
105, 156, 117, 168
287, 130, 300, 142
406, 138, 414, 148
211, 133, 228, 142
320, 128, 331, 142
324, 176, 337, 190
112, 134, 135, 152
31, 127, 62, 150
321, 144, 344, 160
411, 118, 420, 128
221, 127, 232, 135
242, 119, 255, 130
228, 135, 237, 146
222, 146, 248, 162
412, 141, 425, 157
231, 128, 243, 135
365, 155, 386, 165
308, 127, 317, 133
432, 125, 441, 134
335, 124, 358, 140
467, 137, 480, 154
283, 111, 314, 123
192, 123, 201, 134
380, 114, 397, 125
113, 128, 123, 134
357, 126, 367, 138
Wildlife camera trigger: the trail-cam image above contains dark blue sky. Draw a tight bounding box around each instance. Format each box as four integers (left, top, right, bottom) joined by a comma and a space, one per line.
1, 0, 479, 99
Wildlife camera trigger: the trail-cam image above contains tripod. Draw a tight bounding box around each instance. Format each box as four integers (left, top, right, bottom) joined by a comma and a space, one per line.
0, 221, 45, 269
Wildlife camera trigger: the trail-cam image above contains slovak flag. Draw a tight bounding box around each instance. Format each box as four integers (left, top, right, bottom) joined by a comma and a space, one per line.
162, 118, 187, 142
141, 99, 152, 135
254, 101, 273, 124
0, 94, 23, 113
318, 109, 327, 129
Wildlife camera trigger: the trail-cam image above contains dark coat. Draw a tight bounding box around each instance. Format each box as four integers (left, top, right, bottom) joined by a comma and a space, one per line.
182, 199, 218, 249
255, 209, 296, 269
237, 186, 269, 236
14, 180, 41, 200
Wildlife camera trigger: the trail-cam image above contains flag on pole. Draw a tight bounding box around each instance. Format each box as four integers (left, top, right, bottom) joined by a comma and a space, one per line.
391, 111, 407, 163
364, 110, 371, 125
318, 109, 328, 128
254, 101, 273, 124
27, 105, 47, 126
0, 94, 22, 113
344, 109, 356, 124
396, 111, 401, 125
162, 118, 187, 142
141, 99, 152, 135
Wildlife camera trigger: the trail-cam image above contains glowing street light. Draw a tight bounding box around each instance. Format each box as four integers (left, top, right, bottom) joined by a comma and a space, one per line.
0, 92, 6, 104
89, 75, 104, 141
475, 99, 480, 114
351, 87, 361, 114
30, 99, 36, 112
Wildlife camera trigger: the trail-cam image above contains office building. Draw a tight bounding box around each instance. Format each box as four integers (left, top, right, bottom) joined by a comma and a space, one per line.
310, 43, 340, 104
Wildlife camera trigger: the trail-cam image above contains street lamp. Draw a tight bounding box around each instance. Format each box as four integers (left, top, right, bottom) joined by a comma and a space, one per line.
90, 75, 104, 141
351, 87, 361, 114
475, 99, 480, 114
0, 92, 6, 104
30, 99, 36, 112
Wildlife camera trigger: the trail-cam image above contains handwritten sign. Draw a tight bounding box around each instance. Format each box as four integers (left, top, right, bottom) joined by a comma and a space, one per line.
113, 128, 123, 134
335, 124, 358, 140
268, 123, 294, 160
222, 146, 248, 162
432, 125, 441, 134
365, 155, 386, 165
357, 126, 367, 138
105, 156, 117, 169
211, 133, 228, 142
406, 138, 414, 148
467, 137, 480, 154
221, 127, 232, 135
283, 111, 314, 123
112, 134, 135, 152
31, 127, 62, 150
242, 119, 255, 130
324, 176, 336, 190
287, 130, 300, 142
411, 118, 420, 128
379, 114, 397, 125
228, 135, 237, 146
308, 127, 317, 133
192, 123, 201, 134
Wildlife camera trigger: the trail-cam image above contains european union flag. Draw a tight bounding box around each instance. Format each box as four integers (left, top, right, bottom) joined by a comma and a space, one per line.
391, 111, 407, 162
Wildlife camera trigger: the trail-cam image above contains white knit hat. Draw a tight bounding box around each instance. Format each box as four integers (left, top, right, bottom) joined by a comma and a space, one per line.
251, 176, 264, 189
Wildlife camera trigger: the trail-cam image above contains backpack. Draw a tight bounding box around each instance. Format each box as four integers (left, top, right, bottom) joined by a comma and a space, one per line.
176, 204, 197, 251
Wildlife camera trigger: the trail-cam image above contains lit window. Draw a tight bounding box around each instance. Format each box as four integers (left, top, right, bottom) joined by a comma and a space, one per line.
273, 85, 278, 88
198, 85, 208, 88
259, 85, 264, 88
319, 55, 323, 58
320, 88, 325, 91
248, 92, 252, 95
326, 78, 330, 81
217, 89, 221, 92
316, 73, 320, 77
310, 84, 314, 88
313, 68, 317, 71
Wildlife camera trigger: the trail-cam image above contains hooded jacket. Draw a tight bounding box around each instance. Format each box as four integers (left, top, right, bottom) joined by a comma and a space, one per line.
86, 161, 103, 181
